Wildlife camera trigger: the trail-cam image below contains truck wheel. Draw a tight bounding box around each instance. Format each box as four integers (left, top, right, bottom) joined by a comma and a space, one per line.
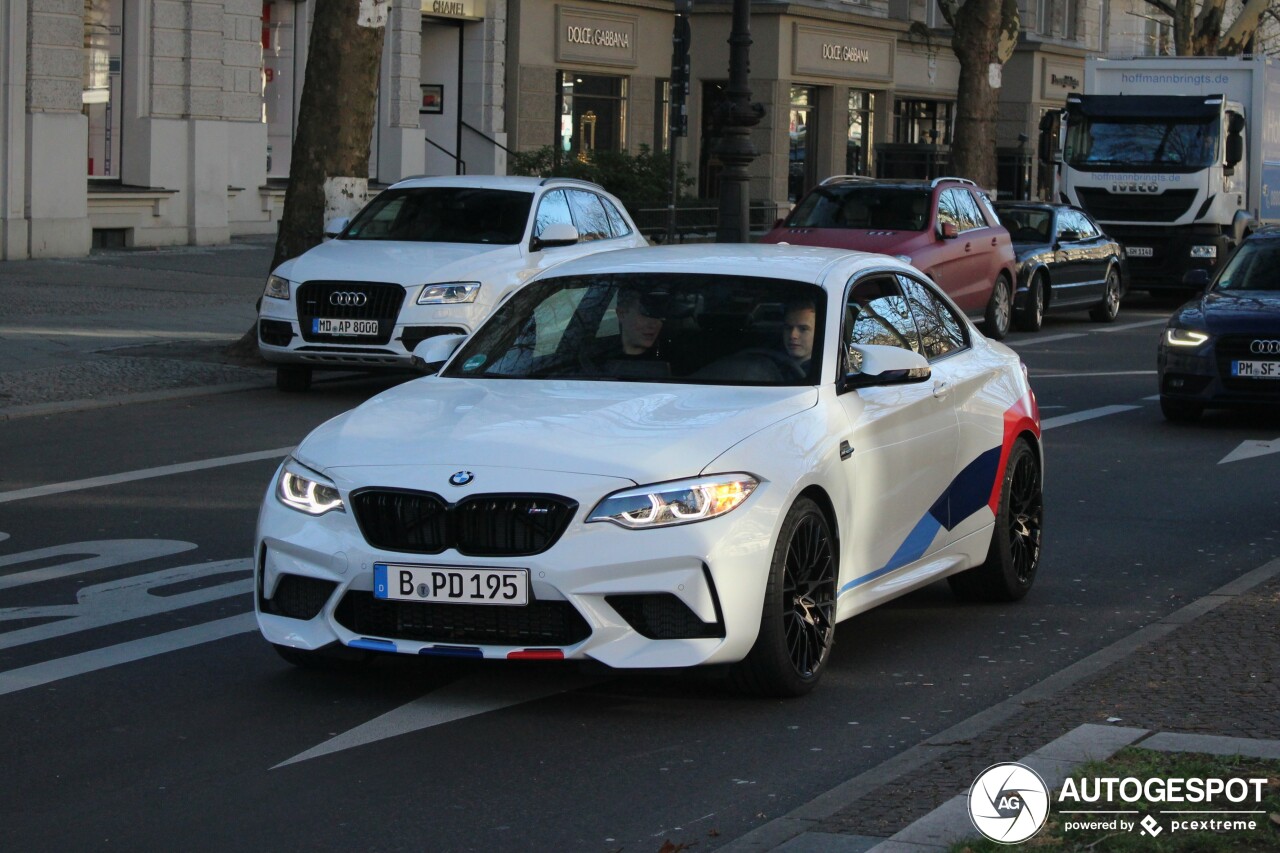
984, 275, 1012, 340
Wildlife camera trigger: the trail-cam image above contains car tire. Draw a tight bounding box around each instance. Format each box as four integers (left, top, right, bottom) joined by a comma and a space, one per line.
1015, 272, 1046, 332
1160, 395, 1203, 423
984, 274, 1013, 340
272, 643, 373, 672
1089, 267, 1122, 323
731, 496, 836, 698
276, 365, 312, 393
949, 437, 1042, 602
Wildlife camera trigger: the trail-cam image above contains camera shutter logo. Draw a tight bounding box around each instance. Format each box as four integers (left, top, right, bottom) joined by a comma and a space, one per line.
1251, 339, 1280, 355
967, 762, 1050, 844
329, 291, 368, 307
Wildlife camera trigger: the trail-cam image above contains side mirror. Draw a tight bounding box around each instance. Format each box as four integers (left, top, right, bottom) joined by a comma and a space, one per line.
1182, 269, 1211, 290
1058, 229, 1081, 243
531, 223, 579, 252
323, 217, 350, 239
1225, 133, 1243, 168
844, 344, 931, 389
410, 333, 468, 373
940, 222, 959, 240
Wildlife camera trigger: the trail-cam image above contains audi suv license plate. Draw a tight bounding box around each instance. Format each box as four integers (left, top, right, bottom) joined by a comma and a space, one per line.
313, 318, 379, 336
373, 564, 529, 606
1232, 360, 1280, 378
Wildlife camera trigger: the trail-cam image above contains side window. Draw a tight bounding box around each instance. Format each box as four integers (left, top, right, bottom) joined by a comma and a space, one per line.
898, 274, 968, 360
954, 191, 985, 231
534, 190, 573, 239
1059, 209, 1087, 239
975, 192, 1000, 227
1075, 211, 1100, 239
937, 190, 962, 231
844, 275, 921, 367
567, 190, 611, 241
599, 195, 633, 238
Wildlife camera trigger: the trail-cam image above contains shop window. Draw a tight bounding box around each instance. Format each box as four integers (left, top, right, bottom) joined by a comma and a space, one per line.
893, 99, 952, 146
262, 1, 298, 178
84, 0, 122, 179
558, 73, 627, 163
789, 85, 818, 203
847, 91, 877, 176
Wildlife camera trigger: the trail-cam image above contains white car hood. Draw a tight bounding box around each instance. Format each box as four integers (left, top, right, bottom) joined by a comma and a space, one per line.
280, 238, 523, 285
296, 378, 819, 483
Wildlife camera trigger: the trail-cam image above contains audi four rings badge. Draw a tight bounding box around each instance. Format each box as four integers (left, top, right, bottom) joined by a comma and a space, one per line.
329, 291, 368, 307
1251, 339, 1280, 355
449, 471, 474, 486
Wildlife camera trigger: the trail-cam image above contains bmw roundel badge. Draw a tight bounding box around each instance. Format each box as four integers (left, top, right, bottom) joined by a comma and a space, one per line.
449, 471, 474, 486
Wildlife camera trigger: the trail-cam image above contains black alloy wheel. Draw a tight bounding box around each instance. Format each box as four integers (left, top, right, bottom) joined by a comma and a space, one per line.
1090, 268, 1121, 322
949, 437, 1042, 601
732, 497, 836, 697
985, 275, 1013, 340
1016, 272, 1046, 332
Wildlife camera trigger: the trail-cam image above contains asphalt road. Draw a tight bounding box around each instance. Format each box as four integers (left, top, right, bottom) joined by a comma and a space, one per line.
1, 298, 1278, 853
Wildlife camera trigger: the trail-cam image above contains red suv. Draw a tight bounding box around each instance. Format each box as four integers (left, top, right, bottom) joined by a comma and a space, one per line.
761, 177, 1017, 339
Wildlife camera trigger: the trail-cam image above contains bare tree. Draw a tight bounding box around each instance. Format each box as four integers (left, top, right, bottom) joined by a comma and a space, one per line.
228, 0, 387, 358
1144, 0, 1273, 54
936, 0, 1021, 189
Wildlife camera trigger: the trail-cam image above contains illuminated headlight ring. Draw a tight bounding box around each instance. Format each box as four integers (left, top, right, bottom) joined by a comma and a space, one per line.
588, 474, 759, 529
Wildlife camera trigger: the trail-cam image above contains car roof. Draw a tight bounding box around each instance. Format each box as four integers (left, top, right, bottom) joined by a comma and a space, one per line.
816, 176, 976, 191
532, 243, 902, 286
386, 175, 608, 194
1244, 225, 1280, 242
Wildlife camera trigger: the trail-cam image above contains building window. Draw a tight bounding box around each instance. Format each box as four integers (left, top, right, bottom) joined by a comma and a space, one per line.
789, 85, 818, 203
84, 0, 122, 179
558, 72, 627, 163
894, 99, 952, 146
1144, 14, 1172, 55
263, 1, 298, 178
847, 91, 876, 176
655, 78, 670, 152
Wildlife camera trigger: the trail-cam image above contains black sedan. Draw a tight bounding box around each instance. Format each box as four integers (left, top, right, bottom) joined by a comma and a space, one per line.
994, 202, 1127, 332
1158, 227, 1280, 422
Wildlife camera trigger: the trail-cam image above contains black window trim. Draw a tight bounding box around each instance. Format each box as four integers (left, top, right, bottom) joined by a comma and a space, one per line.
895, 271, 972, 363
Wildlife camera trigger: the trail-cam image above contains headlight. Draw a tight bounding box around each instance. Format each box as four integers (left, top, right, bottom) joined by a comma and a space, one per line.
1189, 245, 1217, 259
418, 282, 481, 305
276, 458, 344, 515
264, 274, 291, 300
587, 474, 759, 529
1165, 328, 1210, 348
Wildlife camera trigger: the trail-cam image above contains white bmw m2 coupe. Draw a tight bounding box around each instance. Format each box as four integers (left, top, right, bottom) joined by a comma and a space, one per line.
255, 244, 1042, 696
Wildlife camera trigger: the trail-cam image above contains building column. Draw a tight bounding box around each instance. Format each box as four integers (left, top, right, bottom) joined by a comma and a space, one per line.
378, 0, 426, 182
1, 0, 30, 259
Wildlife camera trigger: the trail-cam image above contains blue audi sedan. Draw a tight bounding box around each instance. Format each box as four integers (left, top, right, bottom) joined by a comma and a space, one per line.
1158, 228, 1280, 421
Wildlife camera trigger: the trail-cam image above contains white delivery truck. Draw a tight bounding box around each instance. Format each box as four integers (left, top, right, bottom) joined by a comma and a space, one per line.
1039, 55, 1280, 292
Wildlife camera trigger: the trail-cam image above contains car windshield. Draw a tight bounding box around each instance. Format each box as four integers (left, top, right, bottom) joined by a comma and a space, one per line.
341, 187, 533, 244
786, 186, 931, 231
996, 207, 1053, 242
1063, 117, 1219, 170
442, 273, 826, 385
1215, 241, 1280, 291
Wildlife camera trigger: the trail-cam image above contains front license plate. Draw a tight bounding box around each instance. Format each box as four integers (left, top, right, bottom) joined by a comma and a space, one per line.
1126, 246, 1154, 258
1232, 360, 1280, 378
313, 318, 379, 336
373, 564, 529, 606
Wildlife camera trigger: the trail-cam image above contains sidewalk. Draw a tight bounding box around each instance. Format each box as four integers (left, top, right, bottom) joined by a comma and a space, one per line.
0, 236, 276, 418
727, 557, 1280, 852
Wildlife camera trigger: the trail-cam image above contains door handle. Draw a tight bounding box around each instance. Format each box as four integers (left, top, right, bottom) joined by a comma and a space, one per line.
964, 242, 972, 252
991, 237, 998, 246
932, 379, 950, 399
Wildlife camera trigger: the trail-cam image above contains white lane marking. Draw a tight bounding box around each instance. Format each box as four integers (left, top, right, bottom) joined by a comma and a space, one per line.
1041, 405, 1141, 430
0, 613, 256, 697
0, 559, 251, 650
1219, 438, 1280, 465
0, 533, 8, 543
1005, 333, 1087, 347
274, 669, 606, 769
1091, 318, 1168, 333
0, 447, 293, 505
0, 540, 197, 590
1030, 370, 1157, 379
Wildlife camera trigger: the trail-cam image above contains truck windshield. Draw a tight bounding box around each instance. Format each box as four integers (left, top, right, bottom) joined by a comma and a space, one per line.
1063, 118, 1219, 170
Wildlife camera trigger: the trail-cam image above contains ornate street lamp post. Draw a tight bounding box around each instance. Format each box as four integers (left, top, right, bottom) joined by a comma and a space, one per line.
714, 0, 764, 243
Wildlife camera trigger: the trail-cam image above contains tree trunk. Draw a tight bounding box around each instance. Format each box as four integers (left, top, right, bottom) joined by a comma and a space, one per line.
226, 0, 387, 360
942, 0, 1018, 191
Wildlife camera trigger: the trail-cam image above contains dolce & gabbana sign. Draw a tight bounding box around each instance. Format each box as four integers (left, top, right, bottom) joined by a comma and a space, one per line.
557, 7, 638, 67
794, 24, 892, 81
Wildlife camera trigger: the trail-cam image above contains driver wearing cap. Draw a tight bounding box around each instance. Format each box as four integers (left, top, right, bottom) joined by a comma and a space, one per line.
616, 287, 667, 357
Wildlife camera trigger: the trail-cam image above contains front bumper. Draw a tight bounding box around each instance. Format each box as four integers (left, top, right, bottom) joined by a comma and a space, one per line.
1157, 336, 1280, 409
1109, 224, 1229, 293
254, 464, 781, 669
